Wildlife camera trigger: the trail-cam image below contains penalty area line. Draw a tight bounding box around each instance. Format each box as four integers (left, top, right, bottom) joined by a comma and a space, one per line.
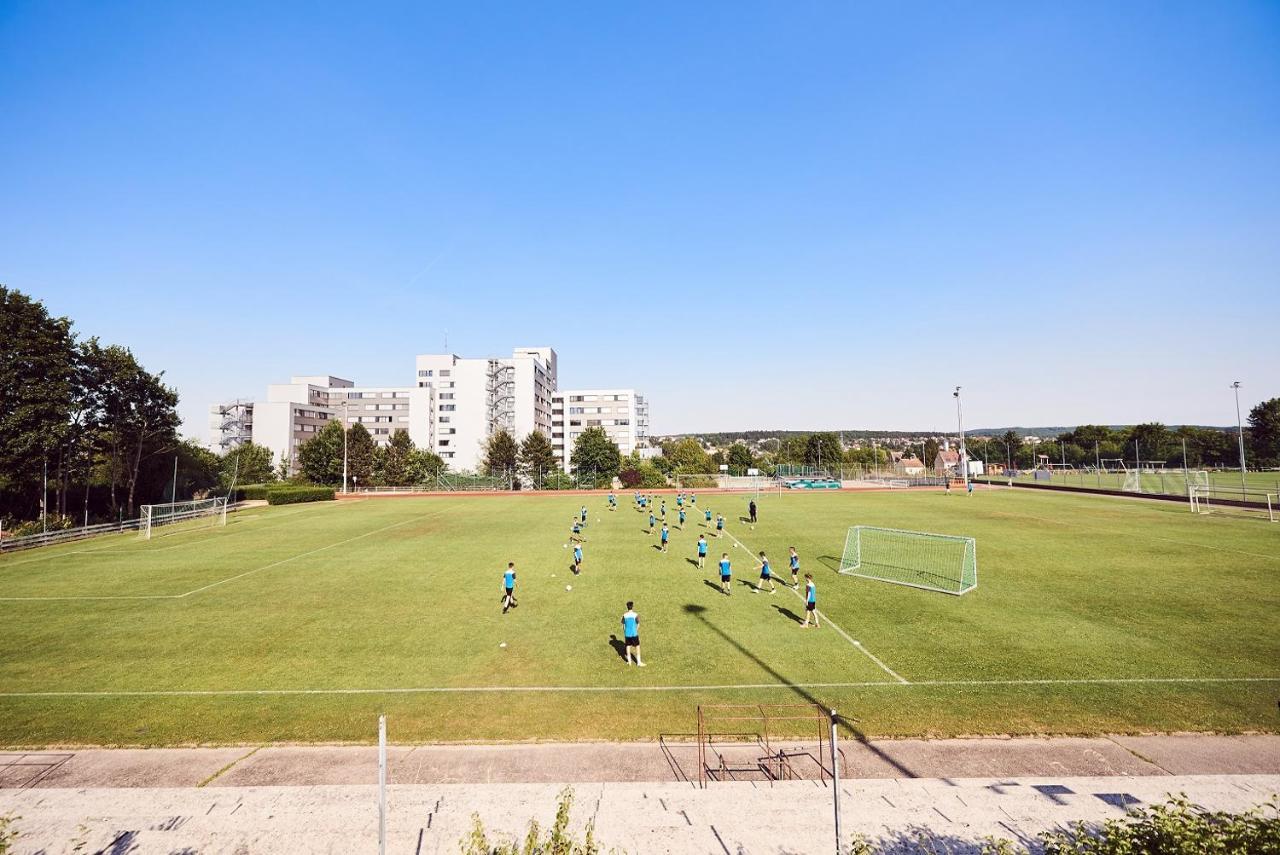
719, 526, 910, 684
1, 677, 1277, 698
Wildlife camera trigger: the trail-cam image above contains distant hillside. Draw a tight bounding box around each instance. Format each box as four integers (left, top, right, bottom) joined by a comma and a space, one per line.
663, 425, 1235, 443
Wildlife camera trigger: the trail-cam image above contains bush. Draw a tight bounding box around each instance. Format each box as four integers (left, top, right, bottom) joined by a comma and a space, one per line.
266, 486, 335, 505
461, 788, 604, 855
675, 474, 718, 489
618, 464, 666, 489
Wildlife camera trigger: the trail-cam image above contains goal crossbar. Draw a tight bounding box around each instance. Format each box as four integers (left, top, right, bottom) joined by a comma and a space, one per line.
839, 525, 977, 595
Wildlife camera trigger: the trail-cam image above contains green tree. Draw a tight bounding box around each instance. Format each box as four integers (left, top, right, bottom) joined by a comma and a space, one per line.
298, 421, 346, 485
0, 286, 78, 520
1129, 422, 1172, 464
406, 448, 446, 484
376, 429, 415, 486
519, 431, 559, 487
666, 437, 711, 473
346, 423, 376, 487
804, 432, 843, 472
483, 429, 519, 476
999, 430, 1021, 468
726, 442, 753, 471
175, 440, 221, 500
1248, 397, 1280, 468
220, 442, 275, 489
93, 343, 180, 516
924, 438, 940, 469
569, 426, 621, 478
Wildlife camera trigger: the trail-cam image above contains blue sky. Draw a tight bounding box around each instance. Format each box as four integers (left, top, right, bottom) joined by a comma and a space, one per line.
2, 2, 1278, 437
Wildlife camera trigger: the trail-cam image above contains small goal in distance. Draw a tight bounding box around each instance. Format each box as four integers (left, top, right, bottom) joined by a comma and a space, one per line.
839, 525, 977, 596
139, 497, 228, 539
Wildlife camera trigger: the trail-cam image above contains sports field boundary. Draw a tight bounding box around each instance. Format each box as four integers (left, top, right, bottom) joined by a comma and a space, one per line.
5, 676, 1275, 699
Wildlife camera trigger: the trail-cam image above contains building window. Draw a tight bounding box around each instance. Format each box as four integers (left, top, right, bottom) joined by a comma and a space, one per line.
418, 370, 433, 377
440, 370, 451, 377
439, 405, 456, 412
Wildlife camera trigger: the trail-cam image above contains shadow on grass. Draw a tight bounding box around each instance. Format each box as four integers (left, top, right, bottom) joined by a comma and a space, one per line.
702, 579, 726, 595
773, 604, 803, 624
817, 555, 842, 572
679, 603, 917, 778
607, 634, 628, 662
685, 558, 700, 569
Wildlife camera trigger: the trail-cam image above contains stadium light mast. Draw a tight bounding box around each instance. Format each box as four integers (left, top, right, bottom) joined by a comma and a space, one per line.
953, 387, 969, 488
1231, 381, 1247, 493
340, 398, 350, 494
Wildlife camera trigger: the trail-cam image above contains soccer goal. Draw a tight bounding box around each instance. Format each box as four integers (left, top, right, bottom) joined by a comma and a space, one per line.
1124, 468, 1209, 496
839, 526, 977, 595
139, 497, 228, 539
1189, 485, 1277, 523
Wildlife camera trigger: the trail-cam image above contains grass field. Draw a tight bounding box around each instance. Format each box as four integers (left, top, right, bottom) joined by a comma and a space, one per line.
0, 487, 1276, 746
997, 468, 1280, 498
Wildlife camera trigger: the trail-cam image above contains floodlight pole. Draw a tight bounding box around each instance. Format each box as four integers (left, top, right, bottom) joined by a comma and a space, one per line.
953, 387, 968, 489
1231, 381, 1247, 494
342, 399, 350, 494
378, 714, 387, 855
42, 455, 48, 534
171, 454, 179, 504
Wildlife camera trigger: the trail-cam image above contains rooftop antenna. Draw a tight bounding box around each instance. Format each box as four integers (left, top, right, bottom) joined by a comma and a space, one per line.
444, 329, 448, 352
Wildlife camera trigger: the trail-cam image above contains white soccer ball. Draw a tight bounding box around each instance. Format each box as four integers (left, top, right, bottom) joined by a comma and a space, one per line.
499, 642, 507, 648
563, 543, 568, 549
597, 518, 601, 522
566, 585, 573, 592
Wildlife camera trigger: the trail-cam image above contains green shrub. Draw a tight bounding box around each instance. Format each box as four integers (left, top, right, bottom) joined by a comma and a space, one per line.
1039, 794, 1280, 855
242, 484, 270, 501
675, 474, 718, 489
460, 788, 610, 855
266, 486, 335, 505
0, 814, 19, 855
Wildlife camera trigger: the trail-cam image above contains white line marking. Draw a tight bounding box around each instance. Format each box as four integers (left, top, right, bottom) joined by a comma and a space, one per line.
0, 511, 437, 602
719, 526, 910, 684
0, 677, 1275, 698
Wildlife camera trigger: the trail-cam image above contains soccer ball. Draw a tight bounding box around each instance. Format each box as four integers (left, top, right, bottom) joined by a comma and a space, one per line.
597, 518, 601, 522
563, 544, 568, 549
751, 526, 755, 531
566, 585, 573, 592
499, 642, 507, 648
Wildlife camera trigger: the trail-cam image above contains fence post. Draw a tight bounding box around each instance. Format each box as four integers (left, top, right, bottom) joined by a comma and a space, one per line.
378, 715, 387, 855
830, 708, 841, 855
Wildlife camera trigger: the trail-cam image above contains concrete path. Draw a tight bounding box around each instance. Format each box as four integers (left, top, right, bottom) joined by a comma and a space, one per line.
1, 735, 1277, 853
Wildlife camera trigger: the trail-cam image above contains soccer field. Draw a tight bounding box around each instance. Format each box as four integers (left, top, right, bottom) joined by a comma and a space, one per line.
0, 488, 1276, 746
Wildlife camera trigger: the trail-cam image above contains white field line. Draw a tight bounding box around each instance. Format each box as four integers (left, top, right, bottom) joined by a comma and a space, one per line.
718, 524, 910, 684
1, 676, 1277, 698
0, 511, 437, 602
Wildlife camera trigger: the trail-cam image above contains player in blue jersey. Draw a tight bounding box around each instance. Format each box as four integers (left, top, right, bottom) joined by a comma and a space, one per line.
580, 505, 589, 525
573, 542, 584, 574
676, 493, 684, 509
570, 518, 585, 543
678, 507, 686, 529
696, 534, 708, 568
718, 553, 732, 595
660, 500, 667, 520
502, 563, 517, 613
621, 601, 645, 666
690, 492, 697, 505
648, 511, 656, 534
608, 492, 617, 511
704, 507, 712, 526
715, 513, 725, 537
788, 547, 801, 588
801, 574, 820, 628
659, 524, 669, 552
754, 551, 777, 594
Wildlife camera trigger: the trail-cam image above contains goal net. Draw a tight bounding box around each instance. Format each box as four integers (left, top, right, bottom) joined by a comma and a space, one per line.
139, 497, 228, 539
839, 525, 977, 595
1189, 485, 1277, 523
1123, 469, 1209, 496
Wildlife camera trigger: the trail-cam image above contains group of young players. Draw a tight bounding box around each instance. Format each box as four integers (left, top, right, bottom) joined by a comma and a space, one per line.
498, 488, 822, 668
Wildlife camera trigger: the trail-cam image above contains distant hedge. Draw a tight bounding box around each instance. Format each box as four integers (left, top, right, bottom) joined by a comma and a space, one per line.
266, 486, 335, 505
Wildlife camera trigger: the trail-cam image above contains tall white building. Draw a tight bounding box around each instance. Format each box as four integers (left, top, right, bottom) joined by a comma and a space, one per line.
551, 389, 650, 472
214, 346, 594, 476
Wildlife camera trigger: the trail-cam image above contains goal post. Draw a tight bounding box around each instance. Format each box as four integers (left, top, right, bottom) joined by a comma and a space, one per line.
839, 525, 977, 595
139, 497, 228, 539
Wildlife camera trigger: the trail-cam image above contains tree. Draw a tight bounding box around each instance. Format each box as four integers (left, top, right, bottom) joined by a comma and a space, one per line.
175, 440, 221, 500
519, 431, 559, 487
377, 429, 415, 486
999, 430, 1021, 468
483, 429, 519, 476
406, 448, 445, 484
666, 437, 711, 473
0, 286, 78, 520
726, 442, 753, 471
1248, 398, 1280, 468
1128, 423, 1172, 464
346, 423, 376, 486
569, 426, 621, 478
924, 438, 940, 469
220, 442, 275, 489
804, 433, 843, 472
298, 421, 345, 485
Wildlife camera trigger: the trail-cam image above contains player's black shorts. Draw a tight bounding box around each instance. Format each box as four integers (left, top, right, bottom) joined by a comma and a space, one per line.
625, 635, 640, 647
760, 571, 770, 579
806, 602, 816, 612
720, 574, 731, 582
505, 587, 514, 596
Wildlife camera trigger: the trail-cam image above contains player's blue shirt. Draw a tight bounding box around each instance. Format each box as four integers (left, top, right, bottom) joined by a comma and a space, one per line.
609, 494, 616, 504
719, 558, 731, 576
572, 522, 581, 532
504, 569, 515, 588
760, 559, 771, 577
649, 514, 655, 526
661, 528, 669, 542
790, 554, 799, 570
806, 582, 817, 604
573, 545, 582, 559
581, 508, 588, 520
623, 611, 639, 636
716, 517, 724, 529
676, 496, 683, 506
697, 540, 707, 555
705, 510, 712, 520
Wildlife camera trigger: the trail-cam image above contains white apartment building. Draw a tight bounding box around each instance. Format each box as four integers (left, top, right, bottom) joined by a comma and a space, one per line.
214, 347, 580, 475
551, 389, 650, 471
